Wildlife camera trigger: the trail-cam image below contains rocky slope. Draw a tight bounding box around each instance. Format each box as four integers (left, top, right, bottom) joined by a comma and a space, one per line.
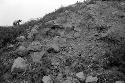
0, 0, 125, 83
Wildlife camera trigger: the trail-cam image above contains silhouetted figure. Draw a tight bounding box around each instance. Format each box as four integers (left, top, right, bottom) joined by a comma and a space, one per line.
13, 20, 22, 26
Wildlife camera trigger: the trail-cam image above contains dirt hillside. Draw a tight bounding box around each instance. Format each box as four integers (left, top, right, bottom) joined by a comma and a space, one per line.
0, 0, 125, 83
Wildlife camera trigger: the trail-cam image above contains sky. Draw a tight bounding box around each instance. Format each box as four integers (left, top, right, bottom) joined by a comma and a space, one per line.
0, 0, 84, 26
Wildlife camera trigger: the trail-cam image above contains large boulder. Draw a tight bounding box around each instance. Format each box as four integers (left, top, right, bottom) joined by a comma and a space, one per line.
11, 57, 28, 72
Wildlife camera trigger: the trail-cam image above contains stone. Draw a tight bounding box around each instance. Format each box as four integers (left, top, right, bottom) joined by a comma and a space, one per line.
27, 25, 39, 39
31, 27, 38, 34
27, 33, 33, 39
11, 57, 28, 72
17, 46, 26, 52
42, 75, 52, 83
27, 41, 42, 51
73, 32, 81, 38
30, 51, 45, 63
51, 58, 60, 68
62, 79, 72, 83
76, 72, 86, 80
74, 27, 82, 32
62, 77, 80, 83
115, 81, 124, 83
51, 43, 59, 51
85, 76, 98, 83
21, 80, 28, 83
33, 25, 39, 29
45, 20, 55, 25
16, 36, 25, 41
8, 44, 14, 48
16, 45, 27, 56
56, 73, 64, 82
47, 37, 60, 52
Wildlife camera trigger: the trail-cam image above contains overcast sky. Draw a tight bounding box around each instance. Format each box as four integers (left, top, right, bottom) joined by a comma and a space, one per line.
0, 0, 84, 26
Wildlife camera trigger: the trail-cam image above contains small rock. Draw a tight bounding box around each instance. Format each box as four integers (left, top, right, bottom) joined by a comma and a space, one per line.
87, 4, 99, 10
48, 37, 60, 52
17, 46, 26, 52
44, 28, 51, 32
16, 46, 27, 56
27, 33, 33, 39
85, 76, 98, 83
76, 72, 86, 80
45, 20, 55, 25
31, 28, 38, 34
11, 57, 28, 72
16, 36, 25, 41
74, 27, 82, 32
21, 80, 29, 83
30, 51, 45, 63
8, 44, 14, 48
27, 25, 39, 39
62, 79, 72, 83
48, 43, 59, 52
42, 75, 52, 83
27, 41, 42, 51
56, 73, 64, 82
62, 77, 80, 83
33, 25, 39, 29
74, 32, 80, 38
115, 81, 124, 83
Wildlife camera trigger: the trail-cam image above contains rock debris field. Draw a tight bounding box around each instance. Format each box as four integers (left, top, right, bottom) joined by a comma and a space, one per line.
0, 0, 125, 83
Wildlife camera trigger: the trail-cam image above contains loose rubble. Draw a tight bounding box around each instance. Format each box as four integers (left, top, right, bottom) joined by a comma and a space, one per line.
1, 0, 125, 83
